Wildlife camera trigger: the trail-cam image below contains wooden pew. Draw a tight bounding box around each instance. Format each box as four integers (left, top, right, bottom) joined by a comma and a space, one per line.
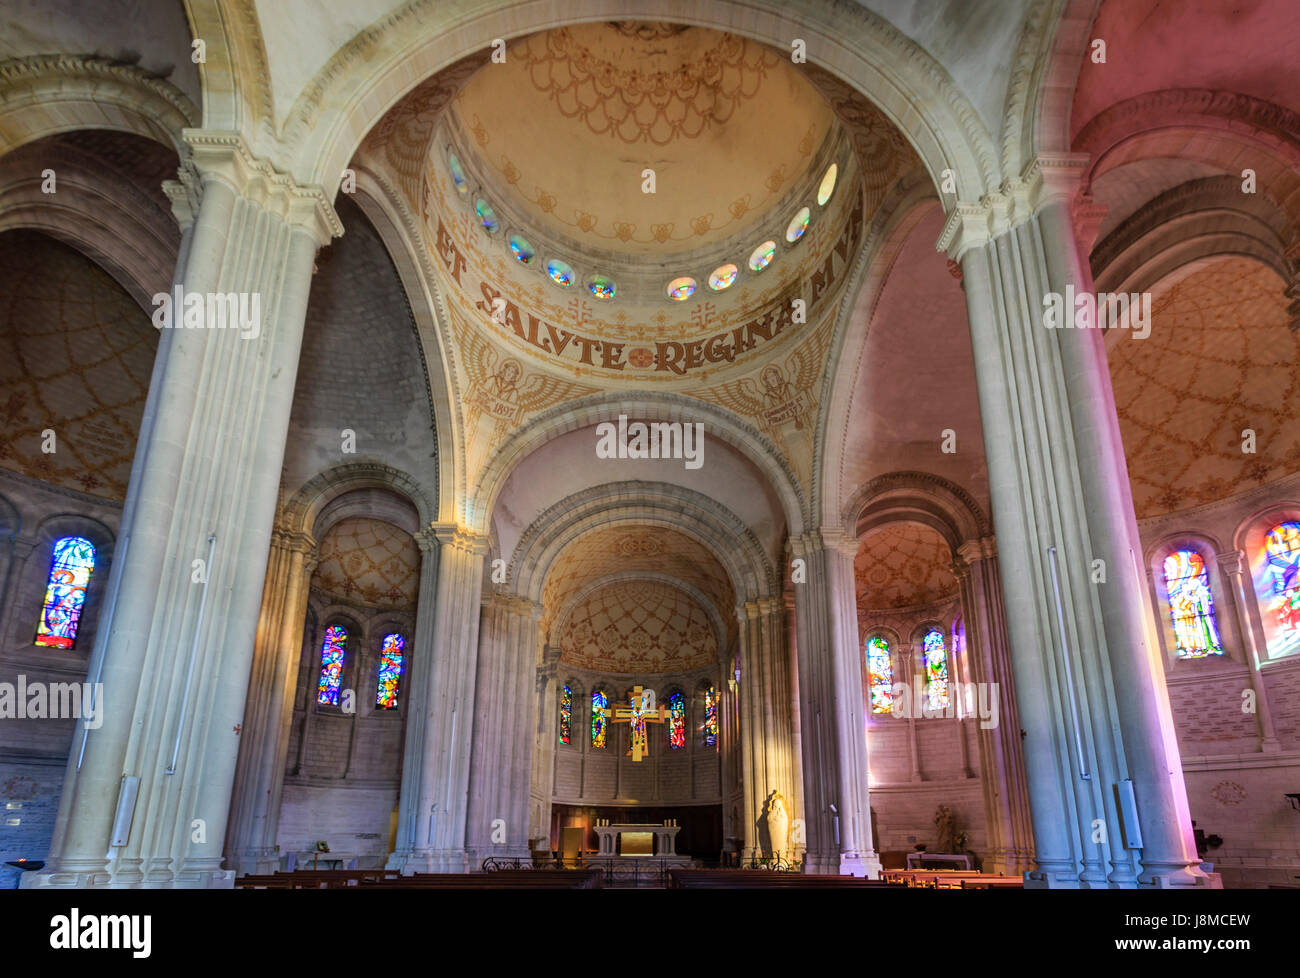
882, 869, 1022, 889
360, 869, 603, 889
667, 869, 902, 889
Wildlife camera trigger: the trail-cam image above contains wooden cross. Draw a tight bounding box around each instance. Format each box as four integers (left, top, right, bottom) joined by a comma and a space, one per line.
606, 686, 667, 762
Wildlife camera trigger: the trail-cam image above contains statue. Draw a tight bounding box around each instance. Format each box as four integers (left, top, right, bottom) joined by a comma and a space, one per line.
762, 791, 790, 862
934, 805, 958, 853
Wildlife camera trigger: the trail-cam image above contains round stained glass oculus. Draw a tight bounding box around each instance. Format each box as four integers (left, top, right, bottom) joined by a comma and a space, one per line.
448, 152, 469, 195
748, 241, 776, 272
817, 163, 837, 206
708, 264, 738, 291
588, 275, 616, 300
475, 198, 499, 233
786, 206, 811, 243
546, 259, 575, 286
508, 234, 535, 265
666, 277, 697, 301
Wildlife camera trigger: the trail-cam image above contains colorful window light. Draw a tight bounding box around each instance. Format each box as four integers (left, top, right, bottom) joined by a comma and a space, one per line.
34, 536, 95, 649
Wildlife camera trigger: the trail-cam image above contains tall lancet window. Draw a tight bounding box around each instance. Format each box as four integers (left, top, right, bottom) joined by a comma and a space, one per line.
34, 536, 96, 649
668, 691, 686, 749
317, 625, 348, 706
866, 636, 893, 714
922, 629, 950, 711
591, 690, 609, 748
1264, 522, 1300, 642
1162, 550, 1223, 658
375, 633, 406, 708
559, 684, 573, 745
703, 686, 719, 748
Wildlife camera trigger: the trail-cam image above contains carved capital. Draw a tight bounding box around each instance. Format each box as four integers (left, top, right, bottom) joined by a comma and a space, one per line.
1216, 550, 1248, 577
181, 129, 343, 246
957, 536, 997, 563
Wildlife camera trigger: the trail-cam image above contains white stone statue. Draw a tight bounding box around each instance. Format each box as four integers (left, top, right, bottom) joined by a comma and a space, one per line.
764, 791, 790, 861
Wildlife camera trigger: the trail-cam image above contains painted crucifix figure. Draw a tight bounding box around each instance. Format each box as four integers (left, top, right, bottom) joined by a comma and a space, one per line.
602, 686, 668, 762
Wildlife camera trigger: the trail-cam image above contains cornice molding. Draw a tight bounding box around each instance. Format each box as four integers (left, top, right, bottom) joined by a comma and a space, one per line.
179, 129, 343, 244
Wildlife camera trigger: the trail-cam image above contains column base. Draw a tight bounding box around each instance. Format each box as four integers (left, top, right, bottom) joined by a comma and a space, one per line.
227, 847, 282, 877
386, 848, 471, 874
21, 869, 235, 889
1140, 867, 1223, 889
838, 850, 882, 879
1023, 869, 1084, 889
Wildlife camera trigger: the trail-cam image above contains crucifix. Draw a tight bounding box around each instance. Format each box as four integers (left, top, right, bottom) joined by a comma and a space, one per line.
599, 686, 668, 762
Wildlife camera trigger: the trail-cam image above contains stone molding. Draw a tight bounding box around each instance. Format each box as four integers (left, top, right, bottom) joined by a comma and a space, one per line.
177, 129, 343, 245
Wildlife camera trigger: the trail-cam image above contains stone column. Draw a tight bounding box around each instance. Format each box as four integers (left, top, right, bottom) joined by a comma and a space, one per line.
789, 531, 880, 877
387, 524, 487, 874
529, 645, 563, 850
465, 591, 541, 865
223, 522, 318, 875
27, 131, 339, 889
939, 155, 1211, 888
952, 537, 1035, 876
737, 597, 800, 863
1216, 551, 1281, 752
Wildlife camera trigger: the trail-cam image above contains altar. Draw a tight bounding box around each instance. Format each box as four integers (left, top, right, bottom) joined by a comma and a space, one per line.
592, 819, 691, 864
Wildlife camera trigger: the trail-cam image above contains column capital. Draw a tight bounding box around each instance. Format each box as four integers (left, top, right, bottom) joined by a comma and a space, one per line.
936, 154, 1091, 260
179, 129, 343, 246
270, 525, 317, 559
1216, 549, 1248, 576
484, 588, 542, 620
790, 527, 859, 560
957, 536, 997, 564
417, 522, 489, 555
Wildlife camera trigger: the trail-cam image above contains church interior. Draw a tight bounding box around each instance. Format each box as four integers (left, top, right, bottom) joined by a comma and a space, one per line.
0, 0, 1298, 894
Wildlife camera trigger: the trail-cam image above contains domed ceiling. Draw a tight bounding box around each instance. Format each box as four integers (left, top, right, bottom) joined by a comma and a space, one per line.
542, 524, 734, 649
557, 579, 718, 674
312, 516, 420, 610
0, 229, 157, 501
1109, 257, 1300, 519
855, 522, 958, 611
449, 23, 836, 255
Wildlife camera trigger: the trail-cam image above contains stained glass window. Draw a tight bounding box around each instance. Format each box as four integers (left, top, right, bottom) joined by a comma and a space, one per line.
666, 277, 697, 301
1162, 550, 1223, 658
748, 240, 776, 272
508, 234, 535, 265
922, 629, 949, 711
1264, 522, 1300, 641
709, 264, 738, 291
668, 691, 686, 749
547, 259, 575, 287
375, 632, 405, 708
34, 536, 95, 649
703, 686, 718, 748
786, 206, 810, 243
588, 275, 616, 300
817, 163, 838, 206
317, 625, 347, 706
560, 684, 572, 744
591, 690, 609, 748
866, 636, 893, 715
447, 152, 469, 195
475, 198, 499, 233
